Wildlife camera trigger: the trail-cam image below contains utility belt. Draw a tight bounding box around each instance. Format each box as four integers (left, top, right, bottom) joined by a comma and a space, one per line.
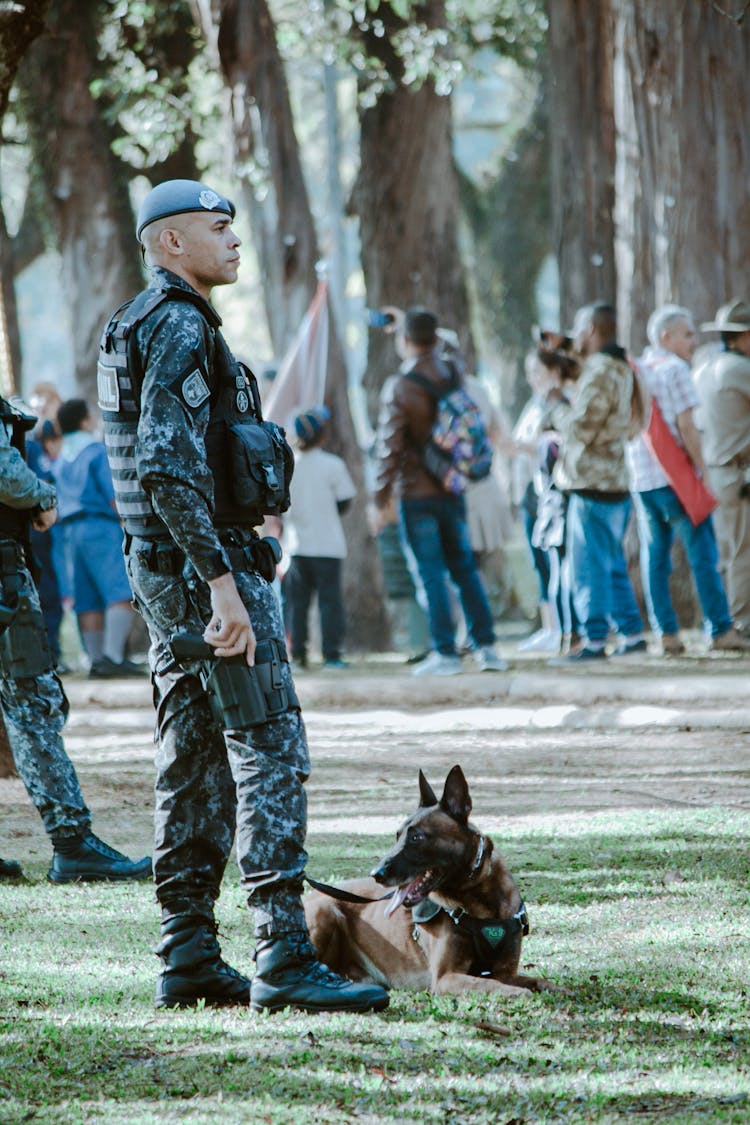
156, 632, 299, 730
125, 531, 281, 583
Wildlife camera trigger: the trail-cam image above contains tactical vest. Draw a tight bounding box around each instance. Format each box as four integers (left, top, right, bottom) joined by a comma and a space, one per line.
0, 398, 39, 537
97, 284, 293, 537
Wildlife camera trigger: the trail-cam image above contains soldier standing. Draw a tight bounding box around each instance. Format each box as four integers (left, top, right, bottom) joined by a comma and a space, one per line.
0, 394, 151, 883
98, 179, 387, 1014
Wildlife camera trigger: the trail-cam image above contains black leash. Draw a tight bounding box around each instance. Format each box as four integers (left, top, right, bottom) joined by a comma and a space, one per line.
304, 874, 394, 905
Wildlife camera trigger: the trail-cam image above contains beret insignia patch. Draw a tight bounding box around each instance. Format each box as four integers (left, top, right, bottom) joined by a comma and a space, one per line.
199, 189, 222, 211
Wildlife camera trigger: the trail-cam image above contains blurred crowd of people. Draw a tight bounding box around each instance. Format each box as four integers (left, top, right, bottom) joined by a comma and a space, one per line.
510, 298, 750, 662
23, 293, 750, 676
19, 383, 142, 678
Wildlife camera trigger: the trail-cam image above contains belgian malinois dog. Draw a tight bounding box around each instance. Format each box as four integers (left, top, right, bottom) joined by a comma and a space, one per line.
304, 765, 560, 997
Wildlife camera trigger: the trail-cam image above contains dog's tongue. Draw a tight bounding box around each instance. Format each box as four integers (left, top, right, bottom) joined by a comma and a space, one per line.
384, 879, 421, 918
384, 884, 411, 917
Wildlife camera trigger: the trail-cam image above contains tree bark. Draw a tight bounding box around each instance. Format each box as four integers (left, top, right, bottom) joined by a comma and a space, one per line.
19, 0, 143, 401
196, 0, 390, 649
546, 0, 617, 333
613, 0, 750, 348
351, 1, 471, 421
0, 0, 50, 120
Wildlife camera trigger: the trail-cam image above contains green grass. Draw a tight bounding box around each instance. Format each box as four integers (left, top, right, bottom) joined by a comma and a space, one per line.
1, 809, 749, 1124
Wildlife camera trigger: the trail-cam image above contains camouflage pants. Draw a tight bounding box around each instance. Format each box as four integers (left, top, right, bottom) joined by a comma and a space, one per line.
0, 553, 90, 840
126, 551, 311, 938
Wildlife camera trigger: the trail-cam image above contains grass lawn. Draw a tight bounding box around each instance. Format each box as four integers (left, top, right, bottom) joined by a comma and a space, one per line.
1, 808, 749, 1124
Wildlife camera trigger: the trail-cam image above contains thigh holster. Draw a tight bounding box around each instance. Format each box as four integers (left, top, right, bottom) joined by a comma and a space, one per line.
158, 634, 299, 733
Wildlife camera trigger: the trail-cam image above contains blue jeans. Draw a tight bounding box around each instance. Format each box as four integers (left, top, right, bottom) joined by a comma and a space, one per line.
399, 496, 495, 655
566, 493, 643, 645
633, 486, 731, 638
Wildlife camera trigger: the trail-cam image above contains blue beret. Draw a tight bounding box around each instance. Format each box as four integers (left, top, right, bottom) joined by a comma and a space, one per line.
136, 179, 236, 241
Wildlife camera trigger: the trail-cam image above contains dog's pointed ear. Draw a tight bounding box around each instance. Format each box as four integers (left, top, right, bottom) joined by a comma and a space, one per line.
418, 770, 439, 807
440, 765, 472, 823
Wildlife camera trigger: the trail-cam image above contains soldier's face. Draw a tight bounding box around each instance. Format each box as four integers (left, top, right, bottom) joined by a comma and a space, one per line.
173, 213, 241, 295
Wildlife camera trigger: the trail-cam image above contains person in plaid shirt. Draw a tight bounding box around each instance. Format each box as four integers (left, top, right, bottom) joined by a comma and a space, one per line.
627, 304, 750, 654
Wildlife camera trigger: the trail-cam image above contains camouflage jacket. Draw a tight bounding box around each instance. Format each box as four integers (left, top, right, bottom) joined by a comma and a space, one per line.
552, 346, 635, 494
129, 268, 233, 582
0, 399, 56, 516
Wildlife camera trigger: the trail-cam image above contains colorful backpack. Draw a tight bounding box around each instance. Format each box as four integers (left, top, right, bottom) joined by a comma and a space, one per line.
406, 366, 494, 495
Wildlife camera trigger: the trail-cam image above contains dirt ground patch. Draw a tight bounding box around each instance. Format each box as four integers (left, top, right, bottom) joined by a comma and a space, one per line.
2, 650, 748, 874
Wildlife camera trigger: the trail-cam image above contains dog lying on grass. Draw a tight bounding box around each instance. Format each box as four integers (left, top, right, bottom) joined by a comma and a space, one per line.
305, 765, 561, 997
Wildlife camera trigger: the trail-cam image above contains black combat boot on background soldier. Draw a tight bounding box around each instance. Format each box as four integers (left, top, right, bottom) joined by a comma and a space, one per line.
251, 931, 389, 1013
0, 856, 22, 879
48, 832, 152, 883
155, 916, 251, 1009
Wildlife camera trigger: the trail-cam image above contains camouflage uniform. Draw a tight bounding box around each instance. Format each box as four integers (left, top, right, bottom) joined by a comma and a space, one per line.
0, 399, 91, 841
105, 267, 309, 938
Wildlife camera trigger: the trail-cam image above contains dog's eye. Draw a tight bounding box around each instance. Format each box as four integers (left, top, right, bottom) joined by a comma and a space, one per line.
407, 828, 425, 843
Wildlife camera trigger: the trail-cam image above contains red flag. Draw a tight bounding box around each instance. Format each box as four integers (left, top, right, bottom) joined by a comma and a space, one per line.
263, 280, 329, 429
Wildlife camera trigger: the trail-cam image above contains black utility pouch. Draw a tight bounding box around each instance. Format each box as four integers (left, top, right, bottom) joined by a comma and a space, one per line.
228, 421, 294, 513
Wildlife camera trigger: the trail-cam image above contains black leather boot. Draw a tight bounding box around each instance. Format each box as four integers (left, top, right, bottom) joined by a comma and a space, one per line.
0, 857, 22, 879
251, 931, 389, 1014
48, 833, 152, 883
155, 917, 251, 1009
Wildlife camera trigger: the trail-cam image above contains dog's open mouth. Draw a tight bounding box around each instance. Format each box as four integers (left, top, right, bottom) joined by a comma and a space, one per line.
384, 870, 438, 917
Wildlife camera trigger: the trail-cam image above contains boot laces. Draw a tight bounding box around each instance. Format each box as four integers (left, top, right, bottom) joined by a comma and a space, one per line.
83, 834, 126, 861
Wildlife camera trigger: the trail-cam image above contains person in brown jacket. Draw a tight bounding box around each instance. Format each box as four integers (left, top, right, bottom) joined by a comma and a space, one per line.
373, 307, 505, 675
551, 302, 646, 662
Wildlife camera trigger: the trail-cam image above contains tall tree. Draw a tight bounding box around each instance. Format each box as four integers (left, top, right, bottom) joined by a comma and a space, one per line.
19, 0, 142, 399
195, 0, 391, 649
546, 0, 617, 332
612, 0, 750, 348
351, 0, 472, 420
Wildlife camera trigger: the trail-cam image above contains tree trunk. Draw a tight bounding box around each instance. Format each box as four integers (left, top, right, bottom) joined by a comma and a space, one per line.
196, 0, 390, 649
197, 0, 318, 357
0, 0, 50, 120
0, 718, 14, 779
19, 0, 143, 401
0, 200, 22, 392
546, 0, 617, 333
613, 0, 750, 348
351, 1, 471, 421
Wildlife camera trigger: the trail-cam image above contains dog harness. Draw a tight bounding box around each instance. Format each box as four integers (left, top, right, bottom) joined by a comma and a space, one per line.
411, 897, 530, 977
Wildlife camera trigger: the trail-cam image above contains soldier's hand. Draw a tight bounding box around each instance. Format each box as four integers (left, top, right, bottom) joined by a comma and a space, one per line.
205, 572, 257, 665
32, 506, 58, 532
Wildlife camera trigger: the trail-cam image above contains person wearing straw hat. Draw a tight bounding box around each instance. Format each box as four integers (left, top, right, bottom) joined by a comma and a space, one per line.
696, 300, 750, 635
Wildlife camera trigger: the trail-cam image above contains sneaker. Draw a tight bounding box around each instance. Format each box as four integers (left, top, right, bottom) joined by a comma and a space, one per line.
251, 932, 389, 1014
551, 644, 607, 665
411, 652, 463, 677
660, 633, 685, 656
0, 857, 22, 879
89, 656, 146, 679
710, 626, 750, 653
474, 646, 508, 672
48, 833, 152, 883
612, 637, 648, 656
518, 628, 562, 654
322, 658, 349, 670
